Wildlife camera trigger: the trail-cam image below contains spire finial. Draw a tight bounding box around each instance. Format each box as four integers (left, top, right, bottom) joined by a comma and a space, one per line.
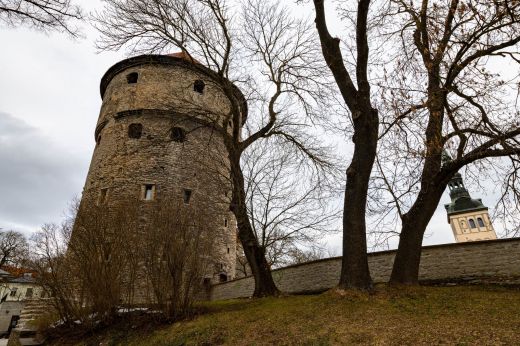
441, 150, 453, 166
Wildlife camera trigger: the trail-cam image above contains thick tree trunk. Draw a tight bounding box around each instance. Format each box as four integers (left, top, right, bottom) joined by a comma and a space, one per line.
390, 80, 448, 285
229, 152, 279, 297
389, 185, 446, 285
312, 0, 378, 290
339, 107, 378, 290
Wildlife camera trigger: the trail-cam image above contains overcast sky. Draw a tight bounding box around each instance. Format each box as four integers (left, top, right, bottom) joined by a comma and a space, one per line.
0, 1, 506, 251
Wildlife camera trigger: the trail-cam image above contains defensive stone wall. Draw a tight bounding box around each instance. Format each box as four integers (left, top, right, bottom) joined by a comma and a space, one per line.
211, 238, 520, 300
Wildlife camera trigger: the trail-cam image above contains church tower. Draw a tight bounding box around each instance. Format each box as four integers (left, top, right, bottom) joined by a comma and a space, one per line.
444, 161, 497, 242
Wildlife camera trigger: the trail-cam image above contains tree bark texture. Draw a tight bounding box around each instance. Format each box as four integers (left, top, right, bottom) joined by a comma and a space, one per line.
228, 151, 279, 297
389, 184, 446, 284
340, 107, 378, 290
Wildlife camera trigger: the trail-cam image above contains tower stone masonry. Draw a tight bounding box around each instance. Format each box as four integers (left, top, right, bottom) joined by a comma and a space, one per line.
76, 52, 247, 284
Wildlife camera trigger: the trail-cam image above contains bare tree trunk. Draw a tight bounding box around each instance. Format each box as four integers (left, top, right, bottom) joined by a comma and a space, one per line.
389, 184, 446, 285
389, 81, 447, 285
313, 0, 378, 291
229, 153, 279, 297
340, 107, 378, 290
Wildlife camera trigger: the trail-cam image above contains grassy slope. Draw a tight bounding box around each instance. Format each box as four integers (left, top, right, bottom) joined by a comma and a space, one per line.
67, 285, 520, 345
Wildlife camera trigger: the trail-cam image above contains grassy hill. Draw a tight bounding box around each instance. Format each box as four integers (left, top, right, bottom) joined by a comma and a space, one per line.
47, 285, 520, 345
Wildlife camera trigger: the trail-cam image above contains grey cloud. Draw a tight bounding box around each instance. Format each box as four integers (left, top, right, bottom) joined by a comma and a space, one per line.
0, 112, 88, 233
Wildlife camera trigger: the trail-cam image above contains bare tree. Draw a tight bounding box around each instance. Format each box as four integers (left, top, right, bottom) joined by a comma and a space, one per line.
0, 0, 83, 36
282, 245, 329, 266
69, 199, 140, 321
30, 199, 141, 326
0, 229, 29, 268
30, 223, 83, 326
310, 0, 383, 290
369, 0, 520, 284
242, 139, 340, 269
141, 199, 216, 320
93, 0, 332, 297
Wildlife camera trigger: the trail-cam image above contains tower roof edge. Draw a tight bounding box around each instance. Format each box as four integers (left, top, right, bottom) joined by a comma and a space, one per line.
99, 54, 248, 122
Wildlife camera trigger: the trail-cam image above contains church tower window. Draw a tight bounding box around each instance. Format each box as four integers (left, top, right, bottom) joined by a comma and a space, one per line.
469, 219, 476, 229
477, 217, 485, 227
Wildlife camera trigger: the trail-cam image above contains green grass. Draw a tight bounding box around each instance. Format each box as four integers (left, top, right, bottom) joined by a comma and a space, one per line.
49, 285, 520, 345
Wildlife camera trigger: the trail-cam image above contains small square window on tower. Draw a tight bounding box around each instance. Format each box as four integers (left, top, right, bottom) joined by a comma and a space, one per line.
127, 72, 138, 84
193, 79, 205, 93
128, 123, 143, 139
142, 184, 155, 201
170, 127, 186, 142
183, 189, 192, 204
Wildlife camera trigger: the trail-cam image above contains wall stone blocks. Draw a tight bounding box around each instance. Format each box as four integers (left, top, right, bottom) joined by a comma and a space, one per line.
210, 238, 520, 300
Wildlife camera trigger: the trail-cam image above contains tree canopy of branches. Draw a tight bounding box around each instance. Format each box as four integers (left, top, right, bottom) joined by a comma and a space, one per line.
0, 0, 83, 36
242, 139, 340, 270
93, 0, 333, 297
370, 0, 520, 284
31, 197, 214, 325
0, 228, 28, 269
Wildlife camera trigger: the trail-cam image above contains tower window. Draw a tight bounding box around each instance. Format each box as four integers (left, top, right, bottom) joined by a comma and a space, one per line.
25, 288, 33, 298
99, 188, 108, 205
194, 80, 205, 93
170, 127, 186, 142
469, 219, 476, 229
96, 134, 101, 145
143, 184, 155, 201
224, 218, 228, 227
477, 217, 485, 227
127, 72, 138, 84
128, 123, 143, 139
219, 273, 227, 282
183, 189, 192, 204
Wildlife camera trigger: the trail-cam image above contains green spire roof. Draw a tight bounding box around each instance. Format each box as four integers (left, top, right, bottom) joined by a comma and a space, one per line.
443, 168, 487, 216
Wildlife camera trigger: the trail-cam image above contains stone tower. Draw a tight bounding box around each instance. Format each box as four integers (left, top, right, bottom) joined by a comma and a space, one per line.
444, 171, 497, 243
77, 53, 247, 283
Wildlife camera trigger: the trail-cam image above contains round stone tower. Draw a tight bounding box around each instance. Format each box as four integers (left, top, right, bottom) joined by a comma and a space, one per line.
78, 53, 247, 283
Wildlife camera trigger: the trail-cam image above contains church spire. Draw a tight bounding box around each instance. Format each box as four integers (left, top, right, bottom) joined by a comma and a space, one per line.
443, 151, 497, 242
